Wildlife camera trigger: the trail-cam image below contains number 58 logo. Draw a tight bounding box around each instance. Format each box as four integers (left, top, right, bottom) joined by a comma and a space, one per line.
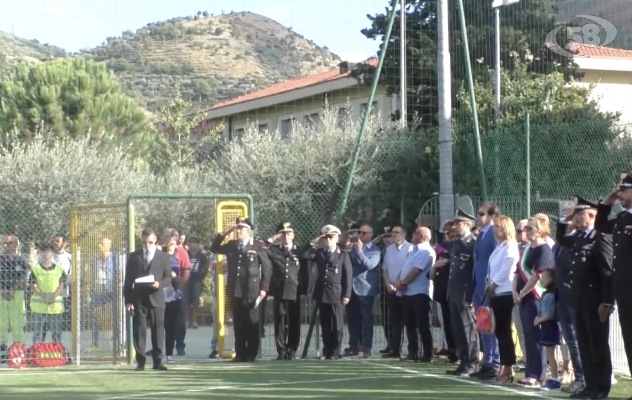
545, 15, 618, 58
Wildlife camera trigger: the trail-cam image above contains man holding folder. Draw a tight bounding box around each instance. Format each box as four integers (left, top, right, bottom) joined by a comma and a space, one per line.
124, 228, 172, 371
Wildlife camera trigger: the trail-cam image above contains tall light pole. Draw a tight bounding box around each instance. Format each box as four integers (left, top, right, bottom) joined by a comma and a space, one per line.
400, 0, 407, 127
492, 0, 520, 125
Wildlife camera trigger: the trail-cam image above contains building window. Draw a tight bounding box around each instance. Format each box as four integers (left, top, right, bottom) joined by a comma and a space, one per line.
303, 113, 321, 129
258, 123, 268, 133
279, 118, 293, 139
360, 101, 379, 118
233, 127, 245, 140
337, 107, 350, 129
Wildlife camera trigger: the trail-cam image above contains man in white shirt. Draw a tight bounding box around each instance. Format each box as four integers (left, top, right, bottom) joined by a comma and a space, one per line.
380, 223, 412, 358
398, 226, 436, 362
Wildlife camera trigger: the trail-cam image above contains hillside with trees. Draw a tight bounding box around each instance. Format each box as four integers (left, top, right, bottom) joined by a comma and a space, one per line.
79, 11, 341, 110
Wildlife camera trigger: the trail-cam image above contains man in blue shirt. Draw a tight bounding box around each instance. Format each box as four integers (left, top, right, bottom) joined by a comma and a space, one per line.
398, 227, 436, 362
345, 223, 381, 357
472, 203, 500, 379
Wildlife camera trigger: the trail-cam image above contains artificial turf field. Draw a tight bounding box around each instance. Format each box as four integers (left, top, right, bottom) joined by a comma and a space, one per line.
1, 358, 631, 400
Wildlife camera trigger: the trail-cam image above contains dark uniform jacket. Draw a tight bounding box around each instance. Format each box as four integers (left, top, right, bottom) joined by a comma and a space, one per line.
266, 242, 310, 300
595, 203, 632, 301
553, 240, 574, 302
556, 223, 614, 306
433, 241, 452, 303
310, 247, 352, 304
210, 235, 272, 299
447, 234, 476, 304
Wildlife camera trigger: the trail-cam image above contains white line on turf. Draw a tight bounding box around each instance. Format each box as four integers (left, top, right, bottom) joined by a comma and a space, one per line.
97, 375, 381, 400
366, 362, 556, 400
0, 364, 253, 376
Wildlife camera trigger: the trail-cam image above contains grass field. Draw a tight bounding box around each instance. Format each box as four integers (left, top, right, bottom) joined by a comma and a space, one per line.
1, 358, 631, 400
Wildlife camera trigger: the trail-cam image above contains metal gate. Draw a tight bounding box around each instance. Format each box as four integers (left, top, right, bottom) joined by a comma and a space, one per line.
69, 202, 127, 364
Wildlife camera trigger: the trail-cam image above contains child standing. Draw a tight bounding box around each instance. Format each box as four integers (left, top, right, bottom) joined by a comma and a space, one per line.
534, 268, 562, 391
30, 244, 66, 343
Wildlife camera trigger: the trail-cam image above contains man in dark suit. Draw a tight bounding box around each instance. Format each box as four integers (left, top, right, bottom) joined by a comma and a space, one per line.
445, 208, 479, 377
557, 197, 614, 400
266, 222, 309, 360
210, 217, 272, 362
124, 228, 172, 371
596, 172, 632, 400
309, 225, 352, 360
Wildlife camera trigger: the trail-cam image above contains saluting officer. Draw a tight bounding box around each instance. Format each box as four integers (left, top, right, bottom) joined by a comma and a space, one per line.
266, 222, 310, 360
309, 225, 352, 360
445, 208, 479, 377
210, 217, 272, 362
595, 172, 632, 393
557, 197, 614, 400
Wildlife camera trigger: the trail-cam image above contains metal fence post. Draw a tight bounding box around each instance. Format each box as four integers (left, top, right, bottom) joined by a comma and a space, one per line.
525, 113, 531, 217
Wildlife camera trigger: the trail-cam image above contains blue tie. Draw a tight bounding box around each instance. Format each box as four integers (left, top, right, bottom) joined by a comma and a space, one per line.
238, 243, 244, 252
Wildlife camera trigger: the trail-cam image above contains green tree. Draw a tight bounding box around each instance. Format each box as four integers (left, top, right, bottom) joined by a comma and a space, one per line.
0, 57, 153, 154
152, 88, 223, 172
358, 0, 567, 125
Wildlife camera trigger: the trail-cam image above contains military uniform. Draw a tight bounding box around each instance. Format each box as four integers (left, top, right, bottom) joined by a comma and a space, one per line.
210, 217, 272, 362
266, 222, 310, 359
310, 225, 352, 359
595, 172, 632, 384
446, 208, 479, 375
557, 197, 614, 399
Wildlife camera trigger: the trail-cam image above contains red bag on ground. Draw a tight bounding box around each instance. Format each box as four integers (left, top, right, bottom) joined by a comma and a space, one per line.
8, 343, 28, 369
476, 306, 496, 335
27, 342, 68, 367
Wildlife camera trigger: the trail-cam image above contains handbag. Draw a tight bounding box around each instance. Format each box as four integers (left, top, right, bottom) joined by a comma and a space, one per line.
476, 248, 497, 335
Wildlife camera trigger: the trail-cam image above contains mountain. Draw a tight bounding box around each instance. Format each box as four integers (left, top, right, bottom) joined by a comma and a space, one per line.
79, 11, 341, 110
0, 31, 66, 73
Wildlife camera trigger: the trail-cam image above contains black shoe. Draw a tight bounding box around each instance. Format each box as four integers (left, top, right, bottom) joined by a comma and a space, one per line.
478, 367, 499, 380
153, 364, 167, 370
379, 347, 390, 354
469, 365, 488, 378
570, 388, 593, 399
418, 357, 434, 363
208, 350, 219, 359
343, 349, 358, 357
232, 356, 246, 362
276, 353, 287, 360
176, 348, 185, 356
382, 351, 401, 359
287, 353, 296, 360
589, 392, 608, 400
135, 365, 145, 371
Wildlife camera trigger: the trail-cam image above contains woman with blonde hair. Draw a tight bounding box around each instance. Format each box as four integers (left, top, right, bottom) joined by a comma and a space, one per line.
485, 215, 520, 383
513, 216, 555, 388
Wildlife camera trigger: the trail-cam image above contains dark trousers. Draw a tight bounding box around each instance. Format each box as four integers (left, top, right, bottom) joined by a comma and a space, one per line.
575, 299, 611, 395
232, 296, 260, 361
437, 298, 456, 359
175, 299, 186, 351
387, 294, 407, 354
133, 303, 164, 367
449, 300, 479, 371
273, 298, 301, 356
557, 295, 584, 382
380, 291, 389, 348
405, 294, 433, 360
164, 300, 181, 356
519, 295, 546, 381
320, 303, 344, 358
490, 294, 516, 366
260, 296, 268, 336
615, 293, 632, 377
347, 292, 375, 351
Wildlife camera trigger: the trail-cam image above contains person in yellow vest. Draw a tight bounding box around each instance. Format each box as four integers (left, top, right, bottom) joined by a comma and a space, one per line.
30, 244, 66, 343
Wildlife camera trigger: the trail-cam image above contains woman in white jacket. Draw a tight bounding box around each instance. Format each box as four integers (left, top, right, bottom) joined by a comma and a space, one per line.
484, 215, 520, 383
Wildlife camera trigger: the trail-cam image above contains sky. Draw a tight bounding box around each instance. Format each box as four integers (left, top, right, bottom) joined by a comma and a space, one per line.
0, 0, 390, 62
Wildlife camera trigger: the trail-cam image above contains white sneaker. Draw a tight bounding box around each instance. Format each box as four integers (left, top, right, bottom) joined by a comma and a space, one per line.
166, 356, 174, 363
611, 374, 617, 385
